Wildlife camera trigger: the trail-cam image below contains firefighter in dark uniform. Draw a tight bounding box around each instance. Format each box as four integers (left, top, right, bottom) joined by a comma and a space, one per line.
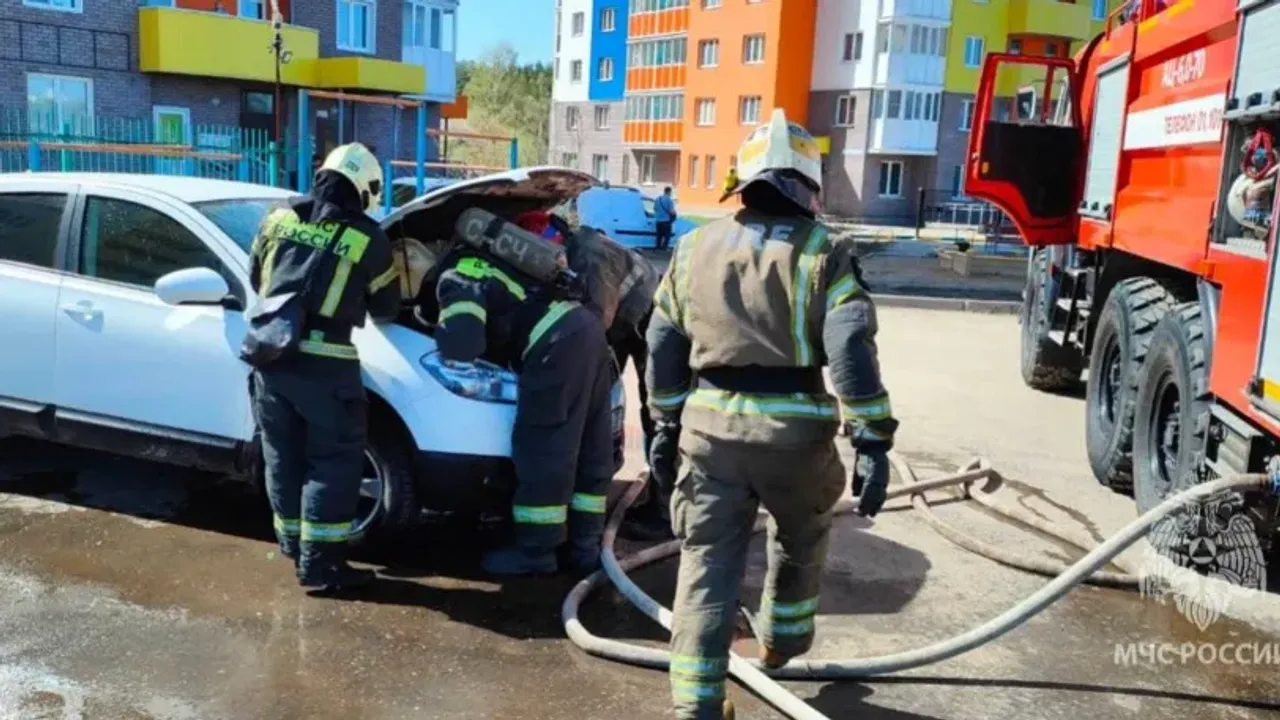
431, 222, 616, 576
646, 110, 899, 719
513, 210, 669, 540
246, 142, 402, 594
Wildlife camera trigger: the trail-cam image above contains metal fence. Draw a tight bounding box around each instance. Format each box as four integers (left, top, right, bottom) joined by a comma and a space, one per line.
917, 188, 1013, 232
0, 107, 278, 185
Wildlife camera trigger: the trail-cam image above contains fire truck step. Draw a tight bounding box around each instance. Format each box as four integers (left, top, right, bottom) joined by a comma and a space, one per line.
1048, 330, 1067, 346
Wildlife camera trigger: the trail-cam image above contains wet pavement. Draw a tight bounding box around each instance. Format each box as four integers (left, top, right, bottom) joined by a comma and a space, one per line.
2, 307, 1279, 719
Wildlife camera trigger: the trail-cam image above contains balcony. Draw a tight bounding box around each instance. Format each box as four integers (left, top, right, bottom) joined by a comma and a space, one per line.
874, 53, 945, 87
1006, 0, 1092, 41
138, 7, 424, 94
867, 118, 938, 155
879, 0, 952, 23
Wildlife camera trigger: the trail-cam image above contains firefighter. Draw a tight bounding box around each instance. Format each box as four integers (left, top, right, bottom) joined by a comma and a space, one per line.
432, 229, 616, 576
515, 210, 668, 540
646, 109, 899, 719
244, 142, 402, 595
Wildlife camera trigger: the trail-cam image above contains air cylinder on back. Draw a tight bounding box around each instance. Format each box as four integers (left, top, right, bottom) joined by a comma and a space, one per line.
455, 207, 567, 284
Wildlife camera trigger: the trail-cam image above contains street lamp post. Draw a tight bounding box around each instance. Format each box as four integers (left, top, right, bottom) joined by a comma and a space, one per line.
269, 0, 293, 187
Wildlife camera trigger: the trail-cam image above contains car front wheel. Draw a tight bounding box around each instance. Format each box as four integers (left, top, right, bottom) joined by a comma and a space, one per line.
353, 422, 419, 545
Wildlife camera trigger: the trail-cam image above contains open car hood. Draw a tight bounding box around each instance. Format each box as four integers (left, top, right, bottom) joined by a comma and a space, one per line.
380, 166, 600, 241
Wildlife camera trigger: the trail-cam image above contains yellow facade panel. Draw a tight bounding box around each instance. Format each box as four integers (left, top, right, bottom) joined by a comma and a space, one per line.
137, 7, 319, 85
310, 57, 425, 95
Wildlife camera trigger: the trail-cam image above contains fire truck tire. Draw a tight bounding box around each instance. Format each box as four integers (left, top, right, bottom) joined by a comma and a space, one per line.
1085, 277, 1176, 493
1132, 303, 1210, 514
1020, 249, 1080, 392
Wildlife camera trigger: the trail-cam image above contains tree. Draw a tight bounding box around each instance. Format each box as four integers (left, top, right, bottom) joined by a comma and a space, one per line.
450, 44, 552, 170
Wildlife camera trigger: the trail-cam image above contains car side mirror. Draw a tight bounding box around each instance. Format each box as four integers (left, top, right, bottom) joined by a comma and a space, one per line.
154, 267, 231, 307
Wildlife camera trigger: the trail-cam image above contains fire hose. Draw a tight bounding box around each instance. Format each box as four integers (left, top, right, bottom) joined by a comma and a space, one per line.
561, 453, 1276, 720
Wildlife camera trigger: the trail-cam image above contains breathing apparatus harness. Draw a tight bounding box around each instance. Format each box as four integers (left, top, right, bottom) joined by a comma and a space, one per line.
451, 207, 585, 302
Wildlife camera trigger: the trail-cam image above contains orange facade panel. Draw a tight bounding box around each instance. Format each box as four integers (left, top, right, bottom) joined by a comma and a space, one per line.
629, 8, 689, 38
623, 121, 682, 146
626, 66, 686, 92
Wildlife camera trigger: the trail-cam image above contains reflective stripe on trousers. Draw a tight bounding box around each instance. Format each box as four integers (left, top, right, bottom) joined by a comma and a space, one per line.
686, 387, 837, 420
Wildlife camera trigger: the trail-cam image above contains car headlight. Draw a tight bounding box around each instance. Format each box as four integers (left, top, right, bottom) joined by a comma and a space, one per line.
420, 352, 518, 404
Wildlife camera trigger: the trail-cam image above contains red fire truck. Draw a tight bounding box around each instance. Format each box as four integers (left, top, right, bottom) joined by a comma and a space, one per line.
962, 0, 1278, 564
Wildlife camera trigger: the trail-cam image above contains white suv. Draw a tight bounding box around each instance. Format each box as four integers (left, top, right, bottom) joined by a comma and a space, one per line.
0, 169, 624, 542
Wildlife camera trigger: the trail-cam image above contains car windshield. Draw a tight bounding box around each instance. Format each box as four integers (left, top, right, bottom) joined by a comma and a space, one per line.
193, 198, 288, 252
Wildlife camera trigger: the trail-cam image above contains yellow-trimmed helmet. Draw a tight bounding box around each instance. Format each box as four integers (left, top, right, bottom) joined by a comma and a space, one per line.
722, 109, 823, 214
317, 142, 384, 213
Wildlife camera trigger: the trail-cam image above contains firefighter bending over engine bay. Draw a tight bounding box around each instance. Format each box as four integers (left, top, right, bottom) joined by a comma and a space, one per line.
646, 110, 899, 719
241, 142, 401, 595
512, 209, 669, 540
433, 208, 616, 576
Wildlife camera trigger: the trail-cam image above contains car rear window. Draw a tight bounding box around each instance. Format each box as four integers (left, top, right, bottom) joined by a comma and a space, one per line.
0, 192, 65, 268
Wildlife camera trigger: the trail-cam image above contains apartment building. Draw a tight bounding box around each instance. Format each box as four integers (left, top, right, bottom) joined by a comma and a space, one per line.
551, 0, 1123, 217
550, 0, 629, 183
4, 0, 458, 171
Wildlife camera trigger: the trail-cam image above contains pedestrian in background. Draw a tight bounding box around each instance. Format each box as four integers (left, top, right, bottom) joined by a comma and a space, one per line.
655, 186, 678, 251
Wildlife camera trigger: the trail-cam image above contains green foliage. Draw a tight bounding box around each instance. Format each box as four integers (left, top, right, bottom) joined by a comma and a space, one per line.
450, 44, 551, 170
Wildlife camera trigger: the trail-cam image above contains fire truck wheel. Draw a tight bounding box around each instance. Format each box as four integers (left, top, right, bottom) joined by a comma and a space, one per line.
1085, 277, 1176, 493
1020, 248, 1081, 392
1132, 303, 1210, 515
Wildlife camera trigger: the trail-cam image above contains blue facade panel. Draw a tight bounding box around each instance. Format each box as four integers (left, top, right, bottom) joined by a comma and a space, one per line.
588, 0, 628, 102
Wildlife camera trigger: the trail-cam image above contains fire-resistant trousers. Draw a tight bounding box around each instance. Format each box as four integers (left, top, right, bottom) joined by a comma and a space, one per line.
668, 432, 846, 720
252, 354, 367, 580
511, 307, 616, 556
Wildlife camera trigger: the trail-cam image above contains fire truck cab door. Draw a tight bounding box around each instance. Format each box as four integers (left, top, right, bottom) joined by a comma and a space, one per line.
963, 53, 1083, 246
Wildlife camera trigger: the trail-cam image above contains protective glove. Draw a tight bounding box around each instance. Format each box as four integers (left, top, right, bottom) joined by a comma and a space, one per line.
852, 449, 891, 518
648, 422, 681, 492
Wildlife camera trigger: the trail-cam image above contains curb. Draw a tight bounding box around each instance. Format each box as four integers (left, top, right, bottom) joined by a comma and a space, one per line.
871, 294, 1022, 315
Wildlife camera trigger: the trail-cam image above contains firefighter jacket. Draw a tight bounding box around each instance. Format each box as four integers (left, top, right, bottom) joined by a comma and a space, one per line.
249, 194, 401, 361
645, 211, 898, 448
433, 246, 579, 373
566, 227, 659, 337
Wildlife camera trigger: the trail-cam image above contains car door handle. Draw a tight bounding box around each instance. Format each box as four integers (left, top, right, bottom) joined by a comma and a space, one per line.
61, 302, 102, 321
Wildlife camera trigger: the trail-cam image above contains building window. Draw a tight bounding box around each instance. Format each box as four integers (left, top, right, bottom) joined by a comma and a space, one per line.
876, 22, 890, 53
1045, 42, 1058, 57
870, 90, 883, 119
554, 58, 560, 78
910, 26, 924, 54
336, 0, 376, 53
878, 161, 903, 197
842, 32, 863, 62
892, 24, 907, 51
595, 105, 611, 129
599, 57, 614, 81
240, 0, 265, 20
22, 0, 80, 12
695, 98, 716, 126
566, 106, 581, 130
886, 90, 902, 119
739, 95, 761, 125
688, 155, 699, 186
592, 154, 609, 180
562, 152, 579, 168
705, 155, 717, 189
1008, 38, 1022, 55
703, 0, 721, 7
835, 95, 856, 127
964, 36, 985, 68
698, 39, 719, 68
571, 60, 584, 82
742, 34, 765, 65
27, 73, 93, 134
959, 99, 975, 131
640, 153, 656, 185
625, 93, 685, 121
630, 38, 688, 68
622, 154, 632, 183
1092, 0, 1107, 21
601, 7, 616, 32
951, 164, 965, 197
571, 11, 585, 36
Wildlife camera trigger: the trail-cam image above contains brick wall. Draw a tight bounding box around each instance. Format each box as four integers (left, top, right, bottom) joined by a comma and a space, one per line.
933, 91, 972, 194
293, 0, 403, 61
809, 89, 871, 217
549, 99, 626, 184
0, 0, 148, 119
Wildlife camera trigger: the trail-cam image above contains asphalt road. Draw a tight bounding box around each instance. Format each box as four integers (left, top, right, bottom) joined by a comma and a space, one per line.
1, 307, 1278, 720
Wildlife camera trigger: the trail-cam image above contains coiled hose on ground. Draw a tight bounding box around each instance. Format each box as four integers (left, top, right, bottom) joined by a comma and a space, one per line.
561, 452, 1273, 720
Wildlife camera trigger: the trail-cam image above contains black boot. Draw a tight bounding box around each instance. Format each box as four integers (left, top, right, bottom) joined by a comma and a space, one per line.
298, 546, 377, 596
618, 484, 675, 542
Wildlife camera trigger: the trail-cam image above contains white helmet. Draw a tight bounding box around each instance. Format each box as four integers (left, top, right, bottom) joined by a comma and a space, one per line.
317, 142, 384, 213
722, 109, 823, 214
